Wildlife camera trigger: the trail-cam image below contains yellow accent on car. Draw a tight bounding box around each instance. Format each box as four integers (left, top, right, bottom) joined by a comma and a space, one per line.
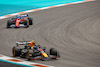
42, 53, 48, 57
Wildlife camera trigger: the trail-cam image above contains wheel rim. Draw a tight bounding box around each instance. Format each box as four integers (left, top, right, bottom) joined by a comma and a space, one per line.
12, 48, 15, 56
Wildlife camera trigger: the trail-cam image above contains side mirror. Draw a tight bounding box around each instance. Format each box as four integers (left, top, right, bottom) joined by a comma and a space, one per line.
27, 15, 29, 17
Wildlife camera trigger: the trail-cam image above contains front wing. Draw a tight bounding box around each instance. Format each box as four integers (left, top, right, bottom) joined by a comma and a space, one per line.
32, 55, 59, 60
9, 24, 27, 28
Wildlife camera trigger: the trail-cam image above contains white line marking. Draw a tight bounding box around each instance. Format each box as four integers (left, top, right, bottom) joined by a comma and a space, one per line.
0, 54, 54, 67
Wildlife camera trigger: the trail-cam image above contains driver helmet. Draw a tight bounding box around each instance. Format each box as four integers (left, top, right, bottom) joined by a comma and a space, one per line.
16, 15, 21, 19
31, 40, 35, 45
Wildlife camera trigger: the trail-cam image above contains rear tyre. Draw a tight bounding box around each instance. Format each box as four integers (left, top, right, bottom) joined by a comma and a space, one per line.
50, 48, 60, 57
12, 46, 21, 57
7, 20, 12, 28
28, 18, 33, 25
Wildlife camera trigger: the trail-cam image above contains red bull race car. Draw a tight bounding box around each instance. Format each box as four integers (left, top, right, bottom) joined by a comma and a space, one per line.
12, 41, 60, 61
6, 15, 33, 28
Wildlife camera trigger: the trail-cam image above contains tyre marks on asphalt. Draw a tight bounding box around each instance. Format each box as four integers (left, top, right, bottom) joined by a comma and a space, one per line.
0, 0, 99, 67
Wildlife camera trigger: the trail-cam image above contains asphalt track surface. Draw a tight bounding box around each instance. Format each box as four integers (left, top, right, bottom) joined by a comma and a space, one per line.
0, 0, 100, 67
0, 61, 24, 67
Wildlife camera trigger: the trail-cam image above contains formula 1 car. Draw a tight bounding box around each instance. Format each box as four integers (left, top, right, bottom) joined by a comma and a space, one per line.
6, 15, 33, 28
12, 41, 60, 61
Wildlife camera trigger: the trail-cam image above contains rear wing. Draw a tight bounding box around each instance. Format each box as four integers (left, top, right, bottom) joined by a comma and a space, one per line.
16, 15, 29, 18
16, 41, 28, 45
20, 15, 29, 17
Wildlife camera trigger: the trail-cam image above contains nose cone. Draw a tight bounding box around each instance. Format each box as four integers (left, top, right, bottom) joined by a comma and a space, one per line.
16, 20, 20, 27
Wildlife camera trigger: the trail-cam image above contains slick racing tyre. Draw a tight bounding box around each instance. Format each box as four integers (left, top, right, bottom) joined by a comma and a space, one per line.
50, 48, 60, 57
28, 18, 33, 25
7, 20, 12, 28
24, 20, 29, 28
12, 46, 21, 57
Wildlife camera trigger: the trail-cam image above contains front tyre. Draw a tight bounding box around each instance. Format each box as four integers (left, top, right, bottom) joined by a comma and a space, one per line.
50, 48, 60, 58
24, 20, 29, 28
28, 18, 33, 25
7, 20, 12, 28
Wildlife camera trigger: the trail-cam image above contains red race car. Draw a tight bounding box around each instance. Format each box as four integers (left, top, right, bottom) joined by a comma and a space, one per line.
7, 15, 33, 28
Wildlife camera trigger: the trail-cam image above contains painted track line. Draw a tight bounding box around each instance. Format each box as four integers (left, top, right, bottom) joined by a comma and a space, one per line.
0, 54, 54, 67
0, 0, 95, 20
